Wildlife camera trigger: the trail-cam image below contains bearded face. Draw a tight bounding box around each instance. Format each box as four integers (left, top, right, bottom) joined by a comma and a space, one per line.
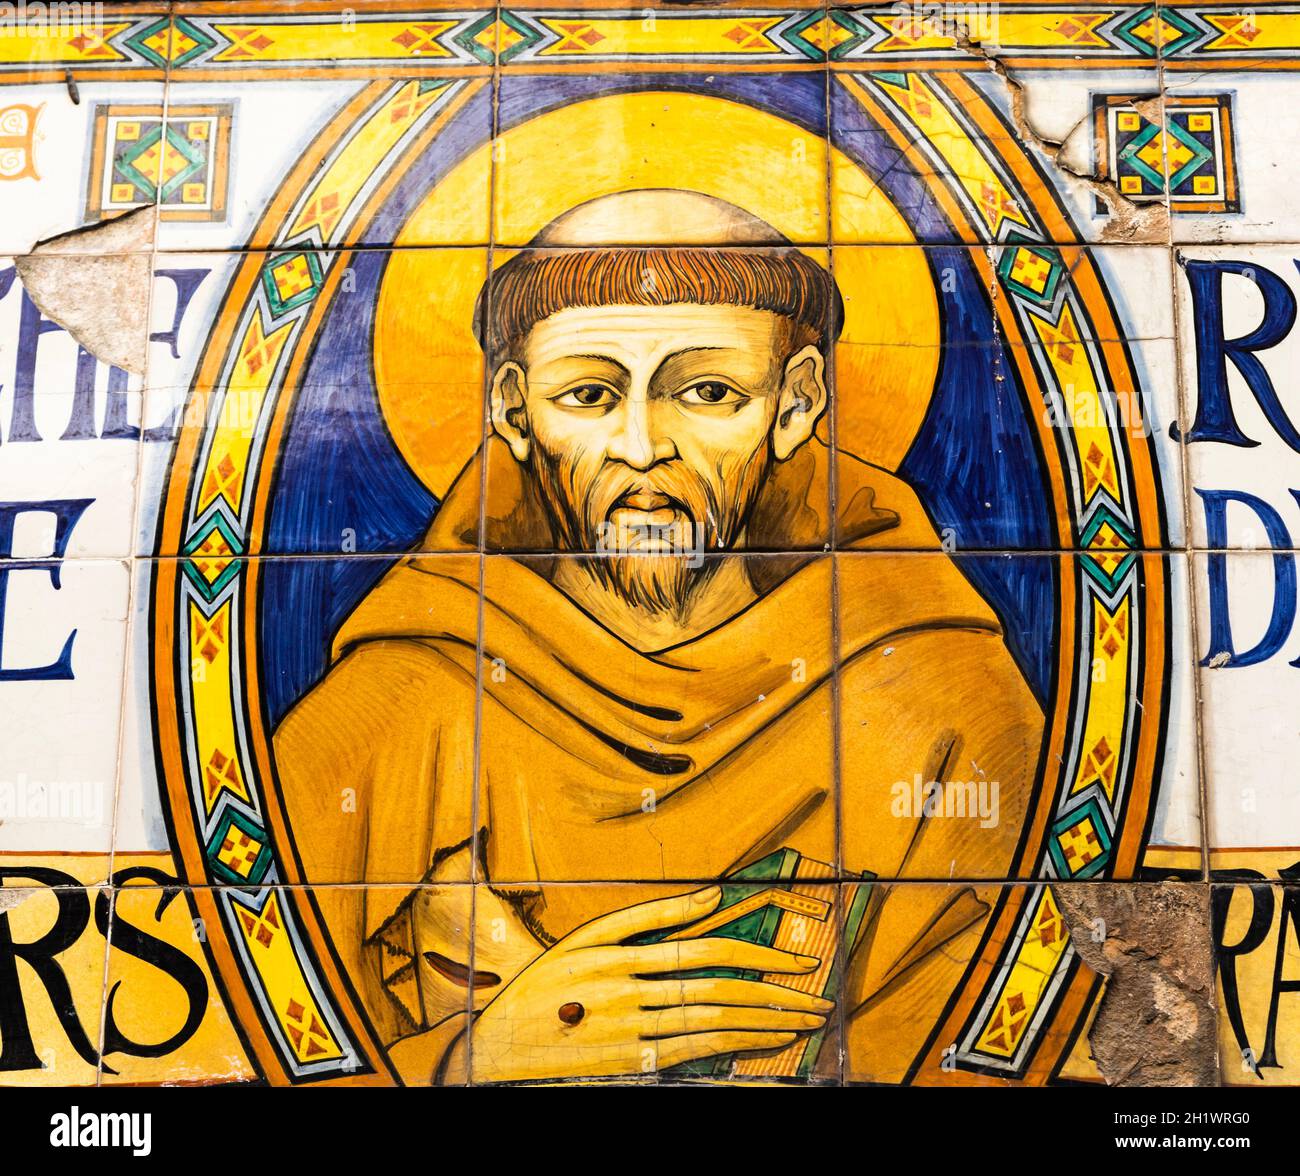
529, 427, 772, 614
490, 302, 827, 616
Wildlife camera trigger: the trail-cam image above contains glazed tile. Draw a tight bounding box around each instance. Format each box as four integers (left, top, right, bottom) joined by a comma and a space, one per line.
828, 50, 1165, 245
831, 243, 1183, 551
843, 881, 1105, 1085
130, 553, 481, 888
1213, 882, 1300, 1085
494, 71, 831, 248
155, 76, 493, 251
1195, 551, 1300, 873
143, 248, 488, 557
97, 872, 256, 1085
466, 881, 845, 1086
836, 552, 1202, 881
1165, 71, 1300, 244
497, 3, 832, 71
113, 557, 167, 859
479, 245, 836, 554
0, 81, 167, 254
477, 552, 836, 883
99, 881, 471, 1086
0, 875, 109, 1086
154, 3, 496, 249
0, 557, 129, 857
0, 253, 146, 559
9, 0, 1300, 1091
1175, 245, 1300, 550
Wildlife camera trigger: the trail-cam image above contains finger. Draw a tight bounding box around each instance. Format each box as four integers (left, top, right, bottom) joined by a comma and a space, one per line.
562, 887, 721, 949
651, 1031, 801, 1071
642, 1004, 827, 1038
646, 977, 835, 1014
626, 937, 821, 976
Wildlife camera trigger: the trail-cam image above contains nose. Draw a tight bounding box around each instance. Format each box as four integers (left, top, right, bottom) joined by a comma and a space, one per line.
605, 393, 675, 471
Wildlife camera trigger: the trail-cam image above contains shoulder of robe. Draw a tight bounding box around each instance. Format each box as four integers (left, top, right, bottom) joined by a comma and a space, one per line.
274, 639, 477, 755
841, 624, 1027, 695
840, 625, 1043, 793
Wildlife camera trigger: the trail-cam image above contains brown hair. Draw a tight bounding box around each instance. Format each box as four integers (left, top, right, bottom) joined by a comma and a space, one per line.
474, 247, 844, 360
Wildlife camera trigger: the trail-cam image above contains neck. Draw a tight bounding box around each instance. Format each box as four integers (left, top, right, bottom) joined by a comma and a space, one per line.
553, 555, 758, 652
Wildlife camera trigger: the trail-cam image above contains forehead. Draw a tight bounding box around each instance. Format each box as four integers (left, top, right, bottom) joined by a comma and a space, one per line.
519, 304, 790, 368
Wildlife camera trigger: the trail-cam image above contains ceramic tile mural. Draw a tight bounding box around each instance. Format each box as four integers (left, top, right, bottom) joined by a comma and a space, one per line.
1, 0, 1300, 1097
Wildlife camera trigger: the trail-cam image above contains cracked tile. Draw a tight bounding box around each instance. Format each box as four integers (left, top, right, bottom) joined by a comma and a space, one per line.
142, 248, 488, 558
0, 252, 145, 560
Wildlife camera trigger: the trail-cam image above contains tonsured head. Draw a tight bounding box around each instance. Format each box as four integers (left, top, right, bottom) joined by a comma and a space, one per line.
475, 191, 843, 613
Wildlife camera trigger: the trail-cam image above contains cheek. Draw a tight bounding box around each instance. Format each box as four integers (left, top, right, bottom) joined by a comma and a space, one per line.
673, 402, 773, 464
529, 403, 607, 454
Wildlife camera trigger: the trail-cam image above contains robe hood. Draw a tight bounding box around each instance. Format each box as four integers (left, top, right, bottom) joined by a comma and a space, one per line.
327, 436, 1003, 791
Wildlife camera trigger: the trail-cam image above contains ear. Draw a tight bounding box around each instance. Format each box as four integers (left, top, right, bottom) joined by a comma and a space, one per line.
489, 361, 531, 462
772, 344, 828, 462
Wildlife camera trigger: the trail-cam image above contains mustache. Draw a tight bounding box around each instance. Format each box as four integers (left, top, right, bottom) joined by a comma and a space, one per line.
528, 443, 772, 557
590, 466, 718, 532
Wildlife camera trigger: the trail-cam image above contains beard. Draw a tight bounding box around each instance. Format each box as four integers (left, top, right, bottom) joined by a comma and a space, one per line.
530, 442, 770, 617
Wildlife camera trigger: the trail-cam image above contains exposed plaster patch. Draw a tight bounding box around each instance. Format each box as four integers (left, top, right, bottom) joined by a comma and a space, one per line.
1057, 884, 1218, 1087
955, 34, 1170, 243
0, 887, 33, 914
13, 206, 154, 375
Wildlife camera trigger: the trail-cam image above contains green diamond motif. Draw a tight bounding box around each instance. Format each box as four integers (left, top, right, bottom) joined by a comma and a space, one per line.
1048, 799, 1112, 879
182, 513, 243, 603
996, 237, 1065, 307
453, 11, 541, 64
114, 123, 163, 200
1080, 509, 1135, 550
156, 125, 207, 202
1081, 548, 1137, 596
205, 808, 273, 886
261, 251, 324, 318
1113, 5, 1202, 58
1118, 118, 1213, 192
784, 9, 867, 61
123, 15, 218, 69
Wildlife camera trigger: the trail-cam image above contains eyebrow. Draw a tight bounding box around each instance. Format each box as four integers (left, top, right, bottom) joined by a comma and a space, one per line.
664, 346, 733, 360
550, 346, 739, 379
653, 345, 743, 379
569, 353, 630, 373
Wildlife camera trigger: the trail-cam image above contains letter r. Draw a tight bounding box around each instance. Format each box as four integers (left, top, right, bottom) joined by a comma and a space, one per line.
1176, 259, 1300, 451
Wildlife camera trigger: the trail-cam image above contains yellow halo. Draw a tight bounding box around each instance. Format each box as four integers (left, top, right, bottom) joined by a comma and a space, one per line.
375, 92, 940, 497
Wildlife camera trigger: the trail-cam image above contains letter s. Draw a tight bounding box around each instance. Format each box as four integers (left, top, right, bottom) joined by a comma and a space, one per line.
96, 868, 208, 1060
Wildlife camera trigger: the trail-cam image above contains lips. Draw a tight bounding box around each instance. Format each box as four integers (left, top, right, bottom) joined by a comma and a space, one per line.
608, 489, 690, 531
619, 491, 674, 511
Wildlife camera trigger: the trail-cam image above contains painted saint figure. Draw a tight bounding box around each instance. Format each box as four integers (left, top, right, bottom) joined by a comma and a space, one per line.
274, 191, 1043, 1083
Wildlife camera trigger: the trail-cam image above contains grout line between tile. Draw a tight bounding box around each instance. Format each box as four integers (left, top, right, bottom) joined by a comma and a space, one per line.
93, 0, 176, 1088
1158, 0, 1222, 1088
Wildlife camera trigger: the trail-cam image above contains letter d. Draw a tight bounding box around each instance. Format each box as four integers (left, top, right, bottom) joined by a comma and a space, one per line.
1198, 489, 1297, 667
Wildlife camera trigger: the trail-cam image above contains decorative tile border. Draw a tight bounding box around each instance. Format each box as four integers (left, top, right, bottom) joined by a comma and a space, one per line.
5, 6, 1300, 80
85, 102, 232, 222
1094, 92, 1240, 214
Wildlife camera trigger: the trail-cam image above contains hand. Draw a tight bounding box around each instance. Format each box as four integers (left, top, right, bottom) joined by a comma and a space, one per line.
469, 886, 832, 1083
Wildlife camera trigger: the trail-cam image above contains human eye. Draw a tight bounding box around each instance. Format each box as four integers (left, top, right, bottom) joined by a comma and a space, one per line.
551, 382, 619, 409
676, 380, 748, 407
